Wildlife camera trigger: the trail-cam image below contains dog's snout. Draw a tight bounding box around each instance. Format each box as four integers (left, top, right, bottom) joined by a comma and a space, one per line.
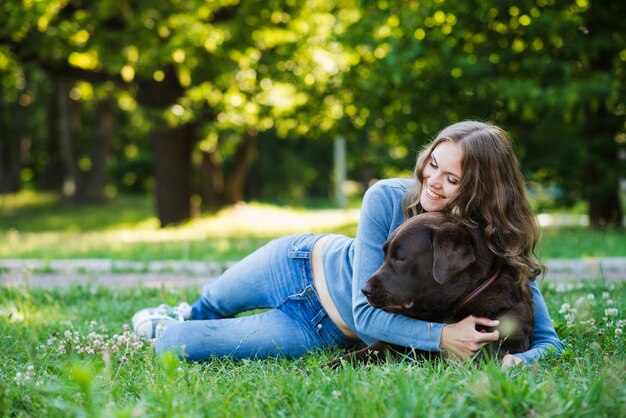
361, 282, 375, 297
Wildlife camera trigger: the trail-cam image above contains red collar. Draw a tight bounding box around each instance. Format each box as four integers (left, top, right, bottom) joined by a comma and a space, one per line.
453, 266, 502, 314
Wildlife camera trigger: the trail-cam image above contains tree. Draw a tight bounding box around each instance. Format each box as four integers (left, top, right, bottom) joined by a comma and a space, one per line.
335, 0, 625, 226
1, 0, 623, 228
0, 48, 26, 193
0, 0, 360, 225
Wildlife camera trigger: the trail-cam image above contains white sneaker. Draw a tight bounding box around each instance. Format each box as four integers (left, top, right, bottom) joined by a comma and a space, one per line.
132, 302, 191, 339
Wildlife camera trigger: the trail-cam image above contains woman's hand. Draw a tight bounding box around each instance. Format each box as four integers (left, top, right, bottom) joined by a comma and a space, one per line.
501, 353, 523, 370
440, 315, 500, 360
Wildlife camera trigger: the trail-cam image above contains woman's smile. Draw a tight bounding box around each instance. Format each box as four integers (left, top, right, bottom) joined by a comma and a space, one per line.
424, 185, 445, 200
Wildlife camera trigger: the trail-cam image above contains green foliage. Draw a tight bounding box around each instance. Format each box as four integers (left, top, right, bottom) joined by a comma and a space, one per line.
0, 0, 624, 224
0, 281, 624, 416
332, 0, 626, 224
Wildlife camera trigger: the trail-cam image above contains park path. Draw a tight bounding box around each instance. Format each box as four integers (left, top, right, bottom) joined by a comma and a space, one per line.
1, 257, 626, 289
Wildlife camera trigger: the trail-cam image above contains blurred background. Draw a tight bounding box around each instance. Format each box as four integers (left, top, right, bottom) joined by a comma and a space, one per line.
0, 0, 624, 229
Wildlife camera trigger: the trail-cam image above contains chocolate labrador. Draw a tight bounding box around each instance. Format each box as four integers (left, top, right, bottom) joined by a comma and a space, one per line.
327, 212, 534, 368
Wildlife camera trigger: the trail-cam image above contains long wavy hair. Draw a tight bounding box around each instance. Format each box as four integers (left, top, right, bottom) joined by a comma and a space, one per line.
403, 121, 544, 294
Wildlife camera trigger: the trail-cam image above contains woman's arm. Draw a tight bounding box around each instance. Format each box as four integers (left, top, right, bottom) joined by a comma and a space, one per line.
351, 180, 446, 351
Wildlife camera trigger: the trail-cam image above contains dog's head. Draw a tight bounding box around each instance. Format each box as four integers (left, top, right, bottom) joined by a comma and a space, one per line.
361, 212, 494, 320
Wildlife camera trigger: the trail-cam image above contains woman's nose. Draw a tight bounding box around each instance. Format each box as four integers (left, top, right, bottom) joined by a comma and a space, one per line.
428, 173, 443, 187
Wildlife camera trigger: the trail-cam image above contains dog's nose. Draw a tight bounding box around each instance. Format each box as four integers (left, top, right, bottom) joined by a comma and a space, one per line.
361, 282, 374, 297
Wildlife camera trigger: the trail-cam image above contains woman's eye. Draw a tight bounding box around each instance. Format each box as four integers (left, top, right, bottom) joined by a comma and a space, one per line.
429, 161, 438, 168
448, 177, 459, 185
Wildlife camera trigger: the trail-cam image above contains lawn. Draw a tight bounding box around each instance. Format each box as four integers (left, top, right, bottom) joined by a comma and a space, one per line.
1, 192, 625, 416
0, 192, 624, 263
1, 281, 624, 416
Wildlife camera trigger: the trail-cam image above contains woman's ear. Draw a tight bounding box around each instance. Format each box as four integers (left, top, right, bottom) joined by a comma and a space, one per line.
431, 223, 475, 284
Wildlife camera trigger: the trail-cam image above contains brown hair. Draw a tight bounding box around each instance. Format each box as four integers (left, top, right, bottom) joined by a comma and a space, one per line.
403, 121, 544, 291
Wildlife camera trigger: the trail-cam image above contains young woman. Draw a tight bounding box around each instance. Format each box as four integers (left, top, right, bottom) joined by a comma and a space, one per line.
132, 120, 564, 368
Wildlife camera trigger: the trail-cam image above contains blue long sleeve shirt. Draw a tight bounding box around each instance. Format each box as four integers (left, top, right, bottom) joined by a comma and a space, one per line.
321, 178, 564, 363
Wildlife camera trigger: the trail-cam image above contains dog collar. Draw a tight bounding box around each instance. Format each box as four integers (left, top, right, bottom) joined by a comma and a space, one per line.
453, 266, 502, 314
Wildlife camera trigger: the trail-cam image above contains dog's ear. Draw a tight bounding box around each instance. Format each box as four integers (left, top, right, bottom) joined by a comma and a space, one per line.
431, 223, 475, 284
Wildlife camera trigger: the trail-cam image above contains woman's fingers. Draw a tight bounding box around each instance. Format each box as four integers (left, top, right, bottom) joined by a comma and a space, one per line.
501, 354, 523, 370
473, 316, 500, 328
471, 316, 500, 342
441, 315, 503, 359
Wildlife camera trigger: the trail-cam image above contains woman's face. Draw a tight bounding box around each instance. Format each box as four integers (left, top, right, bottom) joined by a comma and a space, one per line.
420, 140, 463, 212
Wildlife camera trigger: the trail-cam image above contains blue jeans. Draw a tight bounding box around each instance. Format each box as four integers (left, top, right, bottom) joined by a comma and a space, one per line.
156, 234, 357, 360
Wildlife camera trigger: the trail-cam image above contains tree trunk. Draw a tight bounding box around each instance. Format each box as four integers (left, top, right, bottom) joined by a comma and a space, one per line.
0, 85, 6, 192
584, 105, 623, 228
0, 84, 26, 193
589, 189, 622, 228
9, 95, 27, 192
135, 66, 192, 227
75, 98, 113, 202
583, 1, 624, 228
200, 131, 258, 209
223, 131, 258, 204
41, 82, 65, 191
56, 77, 78, 196
201, 150, 226, 210
154, 123, 194, 226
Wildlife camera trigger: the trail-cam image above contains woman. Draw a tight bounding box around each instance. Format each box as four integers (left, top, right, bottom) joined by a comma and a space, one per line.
132, 121, 564, 368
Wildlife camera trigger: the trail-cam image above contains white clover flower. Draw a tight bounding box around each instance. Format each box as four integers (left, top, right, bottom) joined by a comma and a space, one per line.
606, 299, 614, 306
602, 292, 610, 300
14, 365, 36, 385
580, 319, 596, 327
41, 323, 152, 358
616, 328, 623, 336
559, 303, 571, 314
586, 294, 595, 301
605, 308, 619, 317
14, 372, 26, 385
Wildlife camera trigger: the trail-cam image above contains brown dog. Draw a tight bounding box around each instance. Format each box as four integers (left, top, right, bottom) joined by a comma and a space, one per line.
327, 212, 534, 368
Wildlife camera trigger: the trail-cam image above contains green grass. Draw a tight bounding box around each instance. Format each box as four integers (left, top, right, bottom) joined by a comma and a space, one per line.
539, 227, 626, 259
1, 192, 625, 415
1, 280, 624, 416
0, 192, 359, 262
1, 191, 624, 262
